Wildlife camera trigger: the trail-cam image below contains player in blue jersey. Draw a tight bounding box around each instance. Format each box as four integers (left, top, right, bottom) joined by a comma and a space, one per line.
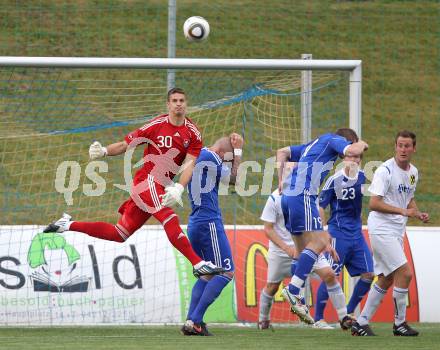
181, 133, 244, 336
277, 128, 368, 327
313, 153, 374, 328
258, 172, 359, 330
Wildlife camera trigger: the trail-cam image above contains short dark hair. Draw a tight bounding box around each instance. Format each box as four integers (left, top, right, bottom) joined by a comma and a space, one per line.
395, 130, 416, 146
167, 87, 186, 101
335, 128, 359, 143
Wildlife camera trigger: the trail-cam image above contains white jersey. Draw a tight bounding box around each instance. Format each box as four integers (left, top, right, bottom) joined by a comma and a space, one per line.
368, 157, 418, 236
260, 190, 294, 257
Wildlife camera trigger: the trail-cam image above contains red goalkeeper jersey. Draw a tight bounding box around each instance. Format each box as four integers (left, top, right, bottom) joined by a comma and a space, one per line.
125, 114, 202, 186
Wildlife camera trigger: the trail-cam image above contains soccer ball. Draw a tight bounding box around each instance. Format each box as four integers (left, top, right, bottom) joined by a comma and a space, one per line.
183, 16, 210, 42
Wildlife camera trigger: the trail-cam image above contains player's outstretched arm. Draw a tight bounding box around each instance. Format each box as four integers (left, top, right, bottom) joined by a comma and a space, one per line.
344, 140, 369, 157
89, 140, 128, 159
319, 207, 327, 226
106, 141, 128, 156
178, 154, 197, 188
229, 133, 244, 185
161, 154, 196, 207
276, 146, 291, 194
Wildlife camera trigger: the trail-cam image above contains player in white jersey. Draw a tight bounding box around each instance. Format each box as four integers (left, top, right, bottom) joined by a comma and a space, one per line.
258, 166, 356, 329
352, 130, 429, 337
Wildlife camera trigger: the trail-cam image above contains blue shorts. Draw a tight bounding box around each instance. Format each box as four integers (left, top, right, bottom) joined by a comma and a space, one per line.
326, 235, 373, 277
187, 219, 234, 272
281, 192, 323, 235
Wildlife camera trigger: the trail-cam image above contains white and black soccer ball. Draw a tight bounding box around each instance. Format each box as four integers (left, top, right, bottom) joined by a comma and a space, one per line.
183, 16, 210, 42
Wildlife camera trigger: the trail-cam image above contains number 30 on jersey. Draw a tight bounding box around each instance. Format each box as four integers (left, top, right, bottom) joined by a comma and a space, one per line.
157, 136, 172, 148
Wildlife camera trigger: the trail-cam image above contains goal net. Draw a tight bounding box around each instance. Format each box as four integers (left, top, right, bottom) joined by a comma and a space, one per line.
0, 57, 361, 324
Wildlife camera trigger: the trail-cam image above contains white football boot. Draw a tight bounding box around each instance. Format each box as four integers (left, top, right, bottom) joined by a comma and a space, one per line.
281, 286, 315, 325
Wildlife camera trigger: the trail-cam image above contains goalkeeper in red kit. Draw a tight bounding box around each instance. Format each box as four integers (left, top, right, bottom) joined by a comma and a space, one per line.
45, 87, 224, 277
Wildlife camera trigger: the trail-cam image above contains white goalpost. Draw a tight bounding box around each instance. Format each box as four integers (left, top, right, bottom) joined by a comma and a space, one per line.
0, 56, 362, 137
0, 56, 361, 325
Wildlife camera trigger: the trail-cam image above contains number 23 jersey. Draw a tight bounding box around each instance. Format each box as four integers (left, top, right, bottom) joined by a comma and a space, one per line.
319, 169, 366, 239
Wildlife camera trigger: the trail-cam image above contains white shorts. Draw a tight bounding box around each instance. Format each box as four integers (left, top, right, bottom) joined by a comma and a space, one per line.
266, 251, 292, 283
370, 234, 407, 277
310, 253, 331, 279
266, 250, 330, 283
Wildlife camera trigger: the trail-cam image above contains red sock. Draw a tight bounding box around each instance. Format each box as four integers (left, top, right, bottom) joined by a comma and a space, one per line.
70, 222, 126, 243
160, 215, 202, 266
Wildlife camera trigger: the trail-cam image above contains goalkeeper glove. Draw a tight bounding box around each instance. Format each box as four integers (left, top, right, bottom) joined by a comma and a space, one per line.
89, 141, 107, 160
160, 183, 184, 207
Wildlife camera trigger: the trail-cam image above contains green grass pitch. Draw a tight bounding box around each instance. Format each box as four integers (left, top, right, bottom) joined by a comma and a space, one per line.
0, 323, 438, 350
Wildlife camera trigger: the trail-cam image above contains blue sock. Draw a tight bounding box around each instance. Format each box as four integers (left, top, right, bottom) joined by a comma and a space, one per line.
314, 281, 329, 321
290, 258, 298, 276
290, 258, 306, 304
347, 278, 373, 314
187, 278, 208, 320
190, 274, 232, 324
288, 249, 318, 295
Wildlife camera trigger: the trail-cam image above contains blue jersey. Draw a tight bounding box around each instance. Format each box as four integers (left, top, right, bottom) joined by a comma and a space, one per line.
187, 148, 235, 272
284, 133, 351, 195
188, 148, 230, 223
319, 169, 366, 239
